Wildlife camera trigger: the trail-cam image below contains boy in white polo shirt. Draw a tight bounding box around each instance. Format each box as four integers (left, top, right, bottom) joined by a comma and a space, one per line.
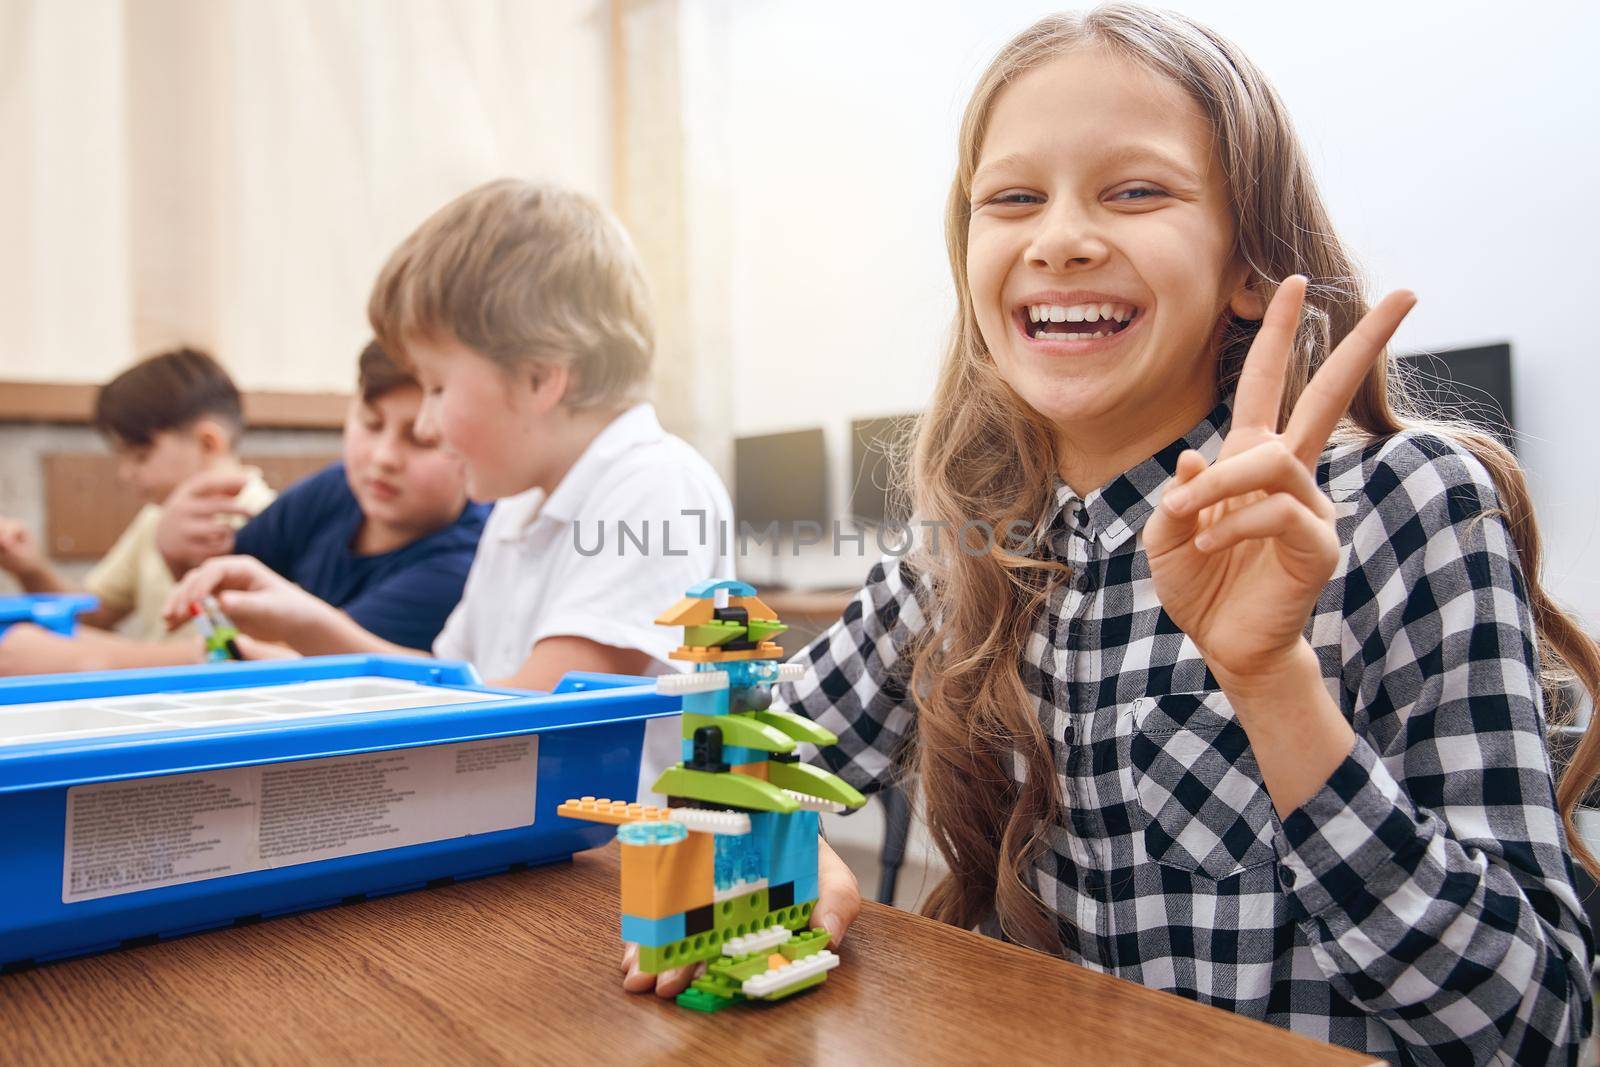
165, 180, 731, 790
430, 402, 729, 681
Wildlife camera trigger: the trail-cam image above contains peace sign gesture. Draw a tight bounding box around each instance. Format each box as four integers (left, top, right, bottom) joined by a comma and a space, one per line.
1144, 276, 1418, 687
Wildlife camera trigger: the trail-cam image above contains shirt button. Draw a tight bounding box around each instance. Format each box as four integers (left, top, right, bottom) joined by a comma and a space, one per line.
1074, 571, 1093, 593
1278, 865, 1297, 888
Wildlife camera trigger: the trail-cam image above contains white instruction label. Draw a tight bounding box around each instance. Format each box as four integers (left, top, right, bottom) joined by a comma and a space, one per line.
62, 737, 537, 903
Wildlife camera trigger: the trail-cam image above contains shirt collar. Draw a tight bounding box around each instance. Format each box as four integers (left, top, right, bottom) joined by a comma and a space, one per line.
1047, 400, 1232, 554
498, 403, 665, 538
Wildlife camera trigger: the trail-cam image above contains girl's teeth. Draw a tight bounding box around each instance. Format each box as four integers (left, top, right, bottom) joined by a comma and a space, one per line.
1025, 302, 1138, 333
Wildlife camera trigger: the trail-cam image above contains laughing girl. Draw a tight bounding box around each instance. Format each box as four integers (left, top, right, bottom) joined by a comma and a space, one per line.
777, 7, 1596, 1063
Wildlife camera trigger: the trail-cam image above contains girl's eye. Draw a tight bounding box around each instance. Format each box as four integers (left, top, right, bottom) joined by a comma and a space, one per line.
1111, 185, 1167, 202
977, 190, 1043, 207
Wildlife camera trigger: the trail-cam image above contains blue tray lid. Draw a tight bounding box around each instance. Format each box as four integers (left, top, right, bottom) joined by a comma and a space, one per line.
0, 655, 679, 794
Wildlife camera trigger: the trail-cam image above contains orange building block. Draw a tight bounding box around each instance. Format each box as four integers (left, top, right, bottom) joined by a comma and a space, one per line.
620, 830, 716, 919
557, 797, 670, 826
730, 761, 769, 781
666, 642, 786, 664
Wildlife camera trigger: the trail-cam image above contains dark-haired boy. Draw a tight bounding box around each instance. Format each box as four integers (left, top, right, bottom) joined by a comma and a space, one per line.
0, 347, 274, 639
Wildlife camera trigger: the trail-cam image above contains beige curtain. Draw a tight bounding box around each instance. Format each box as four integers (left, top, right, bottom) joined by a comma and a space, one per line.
0, 0, 132, 384
0, 0, 613, 393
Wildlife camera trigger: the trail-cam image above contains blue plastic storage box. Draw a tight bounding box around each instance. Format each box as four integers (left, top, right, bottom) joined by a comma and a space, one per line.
0, 654, 676, 968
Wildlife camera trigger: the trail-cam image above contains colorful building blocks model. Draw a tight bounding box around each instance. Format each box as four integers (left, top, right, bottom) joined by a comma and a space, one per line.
559, 579, 866, 1012
190, 596, 243, 661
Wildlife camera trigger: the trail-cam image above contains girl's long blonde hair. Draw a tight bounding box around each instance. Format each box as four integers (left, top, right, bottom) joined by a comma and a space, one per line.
908, 4, 1600, 949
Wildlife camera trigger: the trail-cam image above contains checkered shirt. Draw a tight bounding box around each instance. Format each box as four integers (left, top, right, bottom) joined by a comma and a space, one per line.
778, 403, 1594, 1065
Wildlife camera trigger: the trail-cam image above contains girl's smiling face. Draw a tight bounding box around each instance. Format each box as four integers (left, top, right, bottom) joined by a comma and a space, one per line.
966, 46, 1259, 486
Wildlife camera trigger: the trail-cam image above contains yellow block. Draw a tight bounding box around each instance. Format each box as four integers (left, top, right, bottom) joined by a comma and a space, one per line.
621, 830, 715, 919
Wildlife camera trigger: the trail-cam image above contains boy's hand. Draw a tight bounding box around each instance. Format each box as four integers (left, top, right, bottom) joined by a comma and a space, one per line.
620, 835, 861, 996
156, 471, 255, 575
0, 517, 45, 579
231, 634, 303, 662
162, 555, 331, 646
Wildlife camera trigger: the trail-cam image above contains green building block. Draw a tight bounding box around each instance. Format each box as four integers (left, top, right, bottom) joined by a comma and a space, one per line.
710, 888, 770, 937
632, 891, 801, 974
713, 955, 773, 982
691, 969, 745, 999
633, 943, 670, 972
682, 712, 795, 754
765, 760, 867, 808
779, 928, 831, 961
745, 619, 788, 644
751, 709, 839, 746
682, 620, 746, 647
652, 767, 799, 812
634, 940, 715, 973
677, 987, 740, 1013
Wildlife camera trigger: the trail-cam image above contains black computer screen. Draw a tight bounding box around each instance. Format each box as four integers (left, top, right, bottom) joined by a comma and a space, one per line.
733, 428, 829, 531
1395, 342, 1515, 451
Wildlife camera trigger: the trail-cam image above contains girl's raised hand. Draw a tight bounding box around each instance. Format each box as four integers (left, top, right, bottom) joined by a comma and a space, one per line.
1143, 276, 1417, 689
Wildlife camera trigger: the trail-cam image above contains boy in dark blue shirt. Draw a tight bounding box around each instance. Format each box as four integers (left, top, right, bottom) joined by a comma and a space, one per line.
0, 342, 484, 673
232, 460, 483, 652
174, 340, 488, 654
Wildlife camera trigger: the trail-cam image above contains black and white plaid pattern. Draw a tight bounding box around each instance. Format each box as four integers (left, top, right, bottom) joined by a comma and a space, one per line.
779, 402, 1594, 1065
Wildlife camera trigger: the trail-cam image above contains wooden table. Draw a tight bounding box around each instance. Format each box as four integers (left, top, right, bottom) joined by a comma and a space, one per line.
0, 845, 1379, 1066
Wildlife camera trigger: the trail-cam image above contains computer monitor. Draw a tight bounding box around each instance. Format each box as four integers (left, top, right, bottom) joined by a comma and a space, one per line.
733, 428, 828, 531
850, 415, 916, 527
1395, 342, 1515, 451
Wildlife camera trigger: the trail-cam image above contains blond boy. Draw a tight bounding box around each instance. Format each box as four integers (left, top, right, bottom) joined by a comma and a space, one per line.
168, 181, 733, 724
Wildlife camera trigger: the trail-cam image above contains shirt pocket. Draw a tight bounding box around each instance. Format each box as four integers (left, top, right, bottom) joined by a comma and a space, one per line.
1129, 691, 1279, 881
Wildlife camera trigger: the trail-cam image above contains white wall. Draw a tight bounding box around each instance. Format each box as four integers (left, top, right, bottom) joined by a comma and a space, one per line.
708, 0, 1600, 621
